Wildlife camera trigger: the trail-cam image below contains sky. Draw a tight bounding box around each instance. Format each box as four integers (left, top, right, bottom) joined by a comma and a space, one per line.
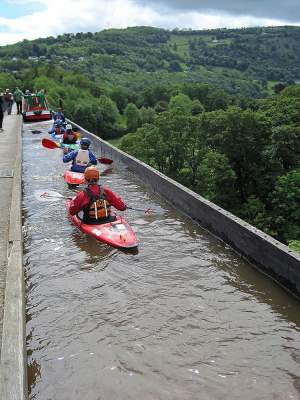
0, 0, 299, 45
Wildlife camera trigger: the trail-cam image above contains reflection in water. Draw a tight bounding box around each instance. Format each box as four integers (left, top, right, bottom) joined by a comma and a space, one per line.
71, 230, 139, 269
24, 122, 300, 400
71, 230, 117, 267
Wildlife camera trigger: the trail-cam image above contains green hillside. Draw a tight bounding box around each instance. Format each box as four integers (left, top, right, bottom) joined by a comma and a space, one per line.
1, 26, 300, 97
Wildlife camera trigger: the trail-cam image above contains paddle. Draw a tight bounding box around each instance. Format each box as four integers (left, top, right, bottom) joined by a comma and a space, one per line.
34, 190, 71, 202
97, 157, 113, 165
35, 190, 155, 213
42, 138, 60, 149
127, 206, 155, 214
42, 138, 113, 164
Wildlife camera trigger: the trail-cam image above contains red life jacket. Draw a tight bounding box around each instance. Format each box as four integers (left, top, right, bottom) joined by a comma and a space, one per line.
83, 186, 111, 223
63, 132, 77, 144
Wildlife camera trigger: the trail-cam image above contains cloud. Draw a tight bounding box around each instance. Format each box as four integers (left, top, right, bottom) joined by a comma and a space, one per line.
0, 0, 298, 45
137, 0, 300, 23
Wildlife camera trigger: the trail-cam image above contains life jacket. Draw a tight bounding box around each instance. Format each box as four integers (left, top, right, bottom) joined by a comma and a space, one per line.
83, 186, 111, 222
75, 149, 90, 167
63, 132, 77, 144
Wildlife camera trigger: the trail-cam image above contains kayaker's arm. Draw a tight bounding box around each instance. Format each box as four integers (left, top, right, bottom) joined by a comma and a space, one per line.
63, 150, 77, 163
104, 188, 127, 211
69, 192, 89, 215
89, 151, 98, 166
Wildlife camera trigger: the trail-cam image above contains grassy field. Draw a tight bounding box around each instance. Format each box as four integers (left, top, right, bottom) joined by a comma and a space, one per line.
266, 80, 278, 95
207, 38, 232, 47
169, 34, 190, 59
169, 33, 232, 55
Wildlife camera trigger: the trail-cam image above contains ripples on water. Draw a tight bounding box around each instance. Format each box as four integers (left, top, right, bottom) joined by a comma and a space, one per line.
23, 122, 300, 400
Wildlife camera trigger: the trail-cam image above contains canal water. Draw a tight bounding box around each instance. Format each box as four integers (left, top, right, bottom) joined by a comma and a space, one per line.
23, 122, 300, 400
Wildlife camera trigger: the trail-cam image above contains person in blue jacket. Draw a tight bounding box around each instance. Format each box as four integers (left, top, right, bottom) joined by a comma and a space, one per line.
53, 108, 65, 122
63, 137, 97, 173
49, 119, 65, 138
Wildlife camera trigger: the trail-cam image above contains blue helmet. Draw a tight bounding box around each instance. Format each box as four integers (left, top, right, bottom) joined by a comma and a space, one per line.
55, 119, 62, 127
80, 137, 91, 147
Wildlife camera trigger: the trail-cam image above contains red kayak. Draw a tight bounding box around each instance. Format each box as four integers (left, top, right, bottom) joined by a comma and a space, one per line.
64, 170, 85, 186
66, 200, 138, 249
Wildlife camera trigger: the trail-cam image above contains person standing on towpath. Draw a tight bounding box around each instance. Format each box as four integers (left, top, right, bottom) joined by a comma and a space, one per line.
36, 89, 46, 108
4, 89, 13, 115
13, 87, 24, 114
0, 91, 4, 132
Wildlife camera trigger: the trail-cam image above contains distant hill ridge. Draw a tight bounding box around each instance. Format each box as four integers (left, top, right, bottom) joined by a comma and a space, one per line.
1, 25, 300, 97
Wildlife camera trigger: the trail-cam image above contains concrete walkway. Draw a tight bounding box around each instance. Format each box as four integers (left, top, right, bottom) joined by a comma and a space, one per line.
0, 112, 20, 344
0, 111, 27, 399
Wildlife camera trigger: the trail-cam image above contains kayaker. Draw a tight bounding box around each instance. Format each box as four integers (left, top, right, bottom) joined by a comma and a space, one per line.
62, 124, 79, 144
69, 166, 127, 224
62, 124, 80, 153
63, 137, 97, 173
49, 119, 65, 137
53, 108, 65, 122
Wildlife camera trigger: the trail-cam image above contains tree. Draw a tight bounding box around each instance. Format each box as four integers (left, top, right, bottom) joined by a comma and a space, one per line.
90, 85, 105, 98
260, 95, 300, 127
119, 132, 143, 158
139, 106, 155, 124
288, 241, 300, 253
281, 84, 300, 98
120, 124, 168, 171
182, 83, 230, 111
63, 73, 91, 89
194, 150, 237, 209
110, 86, 129, 112
72, 103, 96, 132
169, 61, 182, 72
270, 170, 300, 243
141, 85, 171, 107
191, 99, 205, 115
154, 100, 168, 113
273, 82, 286, 93
0, 72, 18, 91
201, 107, 271, 202
168, 93, 193, 114
95, 95, 121, 138
124, 103, 141, 132
270, 125, 300, 172
237, 195, 270, 232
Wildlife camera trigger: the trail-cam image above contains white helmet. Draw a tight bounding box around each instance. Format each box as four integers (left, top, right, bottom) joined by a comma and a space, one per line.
66, 124, 72, 130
